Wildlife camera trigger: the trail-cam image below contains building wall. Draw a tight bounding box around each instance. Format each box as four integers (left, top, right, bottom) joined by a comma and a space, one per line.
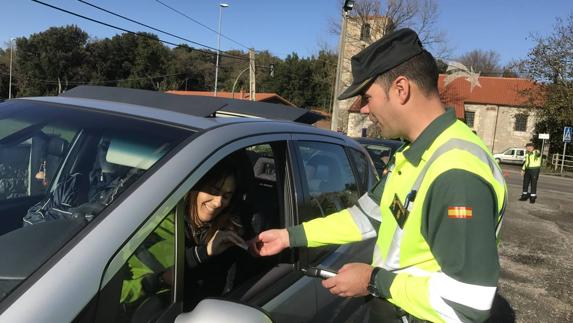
337, 16, 389, 133
347, 113, 374, 137
466, 104, 537, 153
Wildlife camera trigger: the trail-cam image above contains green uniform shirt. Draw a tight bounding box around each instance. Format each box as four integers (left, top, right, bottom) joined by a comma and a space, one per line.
289, 109, 501, 322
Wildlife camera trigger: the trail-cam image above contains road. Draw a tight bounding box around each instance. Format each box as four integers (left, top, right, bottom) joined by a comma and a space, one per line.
496, 164, 573, 322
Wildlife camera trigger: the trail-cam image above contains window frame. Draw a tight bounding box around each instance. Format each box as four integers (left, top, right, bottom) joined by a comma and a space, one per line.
360, 23, 371, 42
514, 113, 528, 132
464, 111, 475, 128
289, 135, 361, 267
95, 134, 298, 319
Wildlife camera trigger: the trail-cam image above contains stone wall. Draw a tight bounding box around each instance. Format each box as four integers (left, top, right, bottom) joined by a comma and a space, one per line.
347, 113, 374, 137
465, 104, 536, 153
337, 16, 389, 134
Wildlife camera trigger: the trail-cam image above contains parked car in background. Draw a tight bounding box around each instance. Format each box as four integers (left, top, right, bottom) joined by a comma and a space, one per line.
493, 147, 526, 165
352, 137, 403, 176
0, 86, 379, 323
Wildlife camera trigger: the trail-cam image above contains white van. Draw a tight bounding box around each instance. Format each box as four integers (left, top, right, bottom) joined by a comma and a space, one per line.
493, 147, 526, 164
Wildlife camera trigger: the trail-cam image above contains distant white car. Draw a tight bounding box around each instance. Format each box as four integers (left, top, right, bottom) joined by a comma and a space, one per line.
493, 147, 526, 164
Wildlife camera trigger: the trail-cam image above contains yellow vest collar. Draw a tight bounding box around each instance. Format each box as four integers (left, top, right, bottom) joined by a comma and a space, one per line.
403, 108, 457, 166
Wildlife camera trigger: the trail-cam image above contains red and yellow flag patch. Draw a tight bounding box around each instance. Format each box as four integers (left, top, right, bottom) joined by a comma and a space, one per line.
447, 206, 473, 219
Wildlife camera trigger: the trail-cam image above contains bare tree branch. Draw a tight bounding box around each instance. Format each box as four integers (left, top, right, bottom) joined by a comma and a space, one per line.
328, 0, 450, 57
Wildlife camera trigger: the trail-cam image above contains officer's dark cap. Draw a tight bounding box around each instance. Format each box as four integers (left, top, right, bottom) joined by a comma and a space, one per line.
338, 28, 425, 100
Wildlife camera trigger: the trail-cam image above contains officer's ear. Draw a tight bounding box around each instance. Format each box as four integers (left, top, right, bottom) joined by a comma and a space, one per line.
392, 76, 410, 105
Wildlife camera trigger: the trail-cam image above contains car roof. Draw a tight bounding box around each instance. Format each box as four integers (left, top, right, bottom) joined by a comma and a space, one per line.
62, 85, 323, 124
12, 86, 357, 146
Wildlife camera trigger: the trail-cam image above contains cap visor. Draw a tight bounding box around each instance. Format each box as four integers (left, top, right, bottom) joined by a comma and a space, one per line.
337, 77, 375, 100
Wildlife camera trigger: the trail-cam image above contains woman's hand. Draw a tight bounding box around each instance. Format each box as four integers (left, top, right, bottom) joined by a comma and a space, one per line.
207, 230, 247, 256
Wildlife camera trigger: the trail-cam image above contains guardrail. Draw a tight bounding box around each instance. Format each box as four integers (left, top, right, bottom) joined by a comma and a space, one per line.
551, 153, 573, 173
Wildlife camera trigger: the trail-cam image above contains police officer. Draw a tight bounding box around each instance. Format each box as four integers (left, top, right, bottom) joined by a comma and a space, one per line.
252, 28, 507, 323
519, 142, 541, 203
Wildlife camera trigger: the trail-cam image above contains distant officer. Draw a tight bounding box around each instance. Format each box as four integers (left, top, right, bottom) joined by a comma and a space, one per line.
252, 28, 507, 322
519, 143, 541, 203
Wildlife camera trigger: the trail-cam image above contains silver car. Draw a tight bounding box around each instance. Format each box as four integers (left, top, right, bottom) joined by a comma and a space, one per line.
0, 86, 377, 323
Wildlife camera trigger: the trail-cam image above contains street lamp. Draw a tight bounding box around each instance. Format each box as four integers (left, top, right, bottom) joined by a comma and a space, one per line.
9, 38, 14, 99
214, 3, 229, 96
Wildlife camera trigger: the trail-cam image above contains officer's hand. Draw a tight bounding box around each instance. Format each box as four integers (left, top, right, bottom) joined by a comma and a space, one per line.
250, 229, 290, 257
207, 230, 246, 256
322, 263, 372, 298
521, 170, 525, 176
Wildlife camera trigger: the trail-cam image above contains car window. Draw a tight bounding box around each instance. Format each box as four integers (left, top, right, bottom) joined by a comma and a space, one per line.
296, 141, 359, 221
516, 150, 525, 156
187, 143, 289, 307
92, 201, 176, 323
97, 141, 290, 320
0, 123, 78, 200
295, 141, 360, 265
504, 149, 515, 156
348, 147, 374, 192
0, 100, 192, 303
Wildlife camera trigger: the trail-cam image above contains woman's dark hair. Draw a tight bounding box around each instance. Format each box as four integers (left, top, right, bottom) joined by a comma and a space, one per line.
186, 153, 249, 243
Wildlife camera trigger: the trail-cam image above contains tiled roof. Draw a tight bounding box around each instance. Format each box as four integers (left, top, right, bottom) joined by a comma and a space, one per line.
438, 75, 539, 118
166, 91, 296, 107
349, 75, 540, 118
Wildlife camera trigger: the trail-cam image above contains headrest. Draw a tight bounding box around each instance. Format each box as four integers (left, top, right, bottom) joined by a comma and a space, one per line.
47, 137, 67, 156
253, 157, 275, 182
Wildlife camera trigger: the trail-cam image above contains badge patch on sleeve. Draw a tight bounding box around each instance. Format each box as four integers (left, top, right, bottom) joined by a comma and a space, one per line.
447, 206, 473, 219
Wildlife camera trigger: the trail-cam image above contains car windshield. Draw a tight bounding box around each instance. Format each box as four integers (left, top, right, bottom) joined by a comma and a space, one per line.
0, 100, 193, 302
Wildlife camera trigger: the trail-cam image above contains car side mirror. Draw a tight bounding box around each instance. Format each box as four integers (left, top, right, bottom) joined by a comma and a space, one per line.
175, 298, 274, 323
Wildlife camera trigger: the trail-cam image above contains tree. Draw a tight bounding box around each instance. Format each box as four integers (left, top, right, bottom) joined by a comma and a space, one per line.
0, 47, 9, 99
501, 59, 522, 78
521, 13, 573, 154
457, 49, 502, 76
16, 25, 89, 96
330, 0, 449, 57
309, 50, 338, 110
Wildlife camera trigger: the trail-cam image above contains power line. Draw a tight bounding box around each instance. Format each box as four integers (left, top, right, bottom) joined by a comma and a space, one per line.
31, 0, 249, 62
78, 0, 223, 54
154, 0, 251, 51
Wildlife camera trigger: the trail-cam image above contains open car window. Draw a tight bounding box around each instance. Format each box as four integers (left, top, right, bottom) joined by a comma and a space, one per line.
0, 100, 193, 303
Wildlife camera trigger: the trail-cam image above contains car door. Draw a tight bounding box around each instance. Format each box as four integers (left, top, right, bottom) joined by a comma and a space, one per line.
289, 134, 377, 322
502, 149, 515, 163
516, 149, 525, 164
86, 132, 317, 323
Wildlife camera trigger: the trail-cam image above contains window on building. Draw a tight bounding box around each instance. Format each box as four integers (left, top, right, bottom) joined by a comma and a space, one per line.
514, 114, 528, 132
464, 111, 475, 128
360, 23, 371, 42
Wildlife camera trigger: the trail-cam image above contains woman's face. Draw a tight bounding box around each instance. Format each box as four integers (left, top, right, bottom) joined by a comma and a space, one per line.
194, 174, 236, 223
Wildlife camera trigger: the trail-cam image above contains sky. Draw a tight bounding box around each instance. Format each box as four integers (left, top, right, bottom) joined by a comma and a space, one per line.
1, 0, 572, 66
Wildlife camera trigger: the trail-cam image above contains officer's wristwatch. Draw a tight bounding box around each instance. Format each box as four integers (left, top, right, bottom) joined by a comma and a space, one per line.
367, 267, 382, 297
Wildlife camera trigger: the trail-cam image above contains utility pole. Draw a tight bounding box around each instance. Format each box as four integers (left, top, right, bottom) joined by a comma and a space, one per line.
9, 38, 14, 99
331, 1, 354, 132
214, 3, 229, 96
249, 49, 256, 101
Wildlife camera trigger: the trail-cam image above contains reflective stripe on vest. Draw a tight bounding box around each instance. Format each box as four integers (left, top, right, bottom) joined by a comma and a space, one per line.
379, 138, 507, 271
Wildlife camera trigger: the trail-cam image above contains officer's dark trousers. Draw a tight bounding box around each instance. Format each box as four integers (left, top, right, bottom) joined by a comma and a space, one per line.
366, 297, 427, 323
522, 168, 540, 195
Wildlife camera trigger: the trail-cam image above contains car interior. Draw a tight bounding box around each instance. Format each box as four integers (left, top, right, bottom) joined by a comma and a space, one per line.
88, 142, 290, 323
0, 106, 189, 304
